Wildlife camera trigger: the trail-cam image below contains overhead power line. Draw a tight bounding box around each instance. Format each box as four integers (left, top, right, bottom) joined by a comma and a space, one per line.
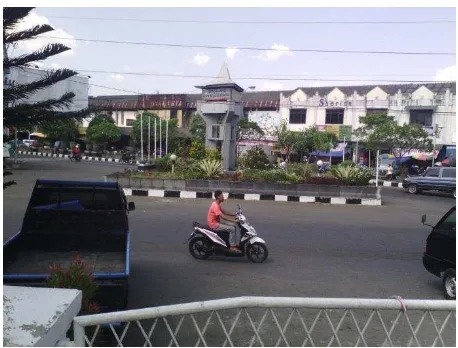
46, 16, 456, 25
66, 68, 456, 83
46, 36, 455, 56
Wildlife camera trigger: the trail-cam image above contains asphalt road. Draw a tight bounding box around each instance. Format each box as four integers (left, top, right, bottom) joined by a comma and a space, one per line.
3, 158, 456, 346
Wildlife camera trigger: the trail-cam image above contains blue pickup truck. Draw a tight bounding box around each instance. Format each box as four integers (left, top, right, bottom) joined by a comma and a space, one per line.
3, 180, 135, 313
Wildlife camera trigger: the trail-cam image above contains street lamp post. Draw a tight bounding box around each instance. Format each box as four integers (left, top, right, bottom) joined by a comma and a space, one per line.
170, 154, 177, 173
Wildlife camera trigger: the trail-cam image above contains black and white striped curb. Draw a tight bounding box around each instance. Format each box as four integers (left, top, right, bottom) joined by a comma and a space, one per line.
17, 151, 134, 163
369, 179, 403, 188
123, 188, 382, 206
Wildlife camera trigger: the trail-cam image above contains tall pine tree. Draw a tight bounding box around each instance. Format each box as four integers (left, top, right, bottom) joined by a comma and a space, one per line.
3, 7, 89, 128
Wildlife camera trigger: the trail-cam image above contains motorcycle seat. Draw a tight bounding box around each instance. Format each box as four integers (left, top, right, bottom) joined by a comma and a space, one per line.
193, 222, 213, 231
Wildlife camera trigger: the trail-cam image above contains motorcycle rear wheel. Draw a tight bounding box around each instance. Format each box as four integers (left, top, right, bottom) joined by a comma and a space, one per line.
246, 243, 268, 263
189, 237, 212, 260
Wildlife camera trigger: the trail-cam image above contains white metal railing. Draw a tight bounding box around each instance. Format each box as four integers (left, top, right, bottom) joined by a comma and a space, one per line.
73, 296, 456, 347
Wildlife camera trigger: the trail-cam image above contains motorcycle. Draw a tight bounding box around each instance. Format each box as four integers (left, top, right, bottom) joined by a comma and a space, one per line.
119, 152, 136, 164
187, 204, 268, 263
69, 153, 82, 162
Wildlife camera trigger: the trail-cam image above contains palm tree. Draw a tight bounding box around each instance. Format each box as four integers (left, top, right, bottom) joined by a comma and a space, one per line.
3, 7, 89, 128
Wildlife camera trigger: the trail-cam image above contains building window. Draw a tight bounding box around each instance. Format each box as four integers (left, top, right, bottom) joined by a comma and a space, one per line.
326, 109, 344, 124
170, 110, 177, 119
212, 125, 220, 139
289, 109, 306, 124
410, 110, 433, 127
367, 108, 388, 115
121, 111, 125, 126
126, 119, 134, 127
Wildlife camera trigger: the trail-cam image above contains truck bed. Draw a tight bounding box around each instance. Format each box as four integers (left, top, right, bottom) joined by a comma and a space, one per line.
3, 231, 128, 277
4, 251, 126, 274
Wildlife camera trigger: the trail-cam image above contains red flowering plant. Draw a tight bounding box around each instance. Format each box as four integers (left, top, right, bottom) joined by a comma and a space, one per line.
47, 253, 100, 315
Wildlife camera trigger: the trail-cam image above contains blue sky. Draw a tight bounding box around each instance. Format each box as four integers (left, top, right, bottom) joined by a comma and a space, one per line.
11, 7, 456, 96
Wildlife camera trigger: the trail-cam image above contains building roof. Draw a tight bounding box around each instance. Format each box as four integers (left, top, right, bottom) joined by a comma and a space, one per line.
195, 63, 244, 92
285, 82, 456, 97
89, 82, 456, 110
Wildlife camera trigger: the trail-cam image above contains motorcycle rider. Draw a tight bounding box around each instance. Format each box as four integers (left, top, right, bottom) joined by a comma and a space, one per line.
71, 144, 81, 159
207, 190, 241, 253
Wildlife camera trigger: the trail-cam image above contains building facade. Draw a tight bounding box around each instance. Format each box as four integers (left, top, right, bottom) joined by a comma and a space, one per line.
88, 82, 456, 157
6, 66, 88, 113
280, 83, 456, 147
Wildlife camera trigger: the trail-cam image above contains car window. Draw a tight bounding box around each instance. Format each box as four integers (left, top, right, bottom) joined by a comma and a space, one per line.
442, 210, 456, 226
442, 168, 456, 178
425, 168, 440, 177
436, 210, 456, 238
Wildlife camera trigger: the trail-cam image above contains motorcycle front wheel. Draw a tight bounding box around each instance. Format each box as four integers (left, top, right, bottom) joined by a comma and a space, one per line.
189, 236, 212, 260
246, 243, 268, 263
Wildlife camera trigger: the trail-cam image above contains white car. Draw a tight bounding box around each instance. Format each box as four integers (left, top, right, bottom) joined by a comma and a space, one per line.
22, 139, 38, 147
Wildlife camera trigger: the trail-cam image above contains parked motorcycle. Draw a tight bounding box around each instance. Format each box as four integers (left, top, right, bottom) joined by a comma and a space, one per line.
119, 152, 136, 164
187, 204, 268, 263
69, 153, 82, 162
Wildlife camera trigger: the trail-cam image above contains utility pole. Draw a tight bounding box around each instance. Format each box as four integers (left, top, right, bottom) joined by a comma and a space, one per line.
154, 118, 157, 159
342, 136, 346, 162
432, 123, 442, 167
148, 116, 151, 162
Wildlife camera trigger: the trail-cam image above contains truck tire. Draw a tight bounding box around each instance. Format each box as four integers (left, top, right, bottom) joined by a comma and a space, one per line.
453, 189, 456, 199
443, 269, 456, 300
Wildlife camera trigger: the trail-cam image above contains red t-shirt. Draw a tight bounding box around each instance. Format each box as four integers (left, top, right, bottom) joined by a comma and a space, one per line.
207, 201, 222, 230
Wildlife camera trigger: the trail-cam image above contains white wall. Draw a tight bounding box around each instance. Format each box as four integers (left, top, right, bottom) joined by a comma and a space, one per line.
247, 110, 281, 139
9, 67, 88, 112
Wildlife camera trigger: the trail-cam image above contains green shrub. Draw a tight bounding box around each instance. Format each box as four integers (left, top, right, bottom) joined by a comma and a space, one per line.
240, 169, 300, 184
198, 159, 222, 179
331, 163, 372, 186
340, 160, 356, 167
205, 148, 223, 162
153, 155, 171, 171
239, 146, 269, 169
348, 166, 373, 186
288, 163, 318, 179
189, 139, 206, 160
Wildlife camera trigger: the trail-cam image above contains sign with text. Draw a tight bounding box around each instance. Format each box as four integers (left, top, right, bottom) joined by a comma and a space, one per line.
326, 125, 340, 137
316, 125, 353, 140
202, 88, 231, 101
339, 125, 352, 140
319, 99, 352, 107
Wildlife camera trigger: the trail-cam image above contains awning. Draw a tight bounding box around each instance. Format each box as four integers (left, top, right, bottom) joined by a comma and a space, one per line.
30, 132, 46, 138
311, 150, 351, 158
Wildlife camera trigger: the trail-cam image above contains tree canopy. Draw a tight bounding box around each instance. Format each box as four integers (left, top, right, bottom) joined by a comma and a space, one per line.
39, 118, 79, 141
86, 121, 121, 147
190, 113, 206, 142
354, 113, 433, 160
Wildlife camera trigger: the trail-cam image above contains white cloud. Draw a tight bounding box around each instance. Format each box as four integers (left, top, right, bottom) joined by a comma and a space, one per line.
11, 11, 77, 57
123, 65, 132, 73
256, 43, 293, 62
260, 82, 284, 91
434, 65, 456, 81
110, 74, 125, 81
226, 47, 240, 60
193, 52, 211, 66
